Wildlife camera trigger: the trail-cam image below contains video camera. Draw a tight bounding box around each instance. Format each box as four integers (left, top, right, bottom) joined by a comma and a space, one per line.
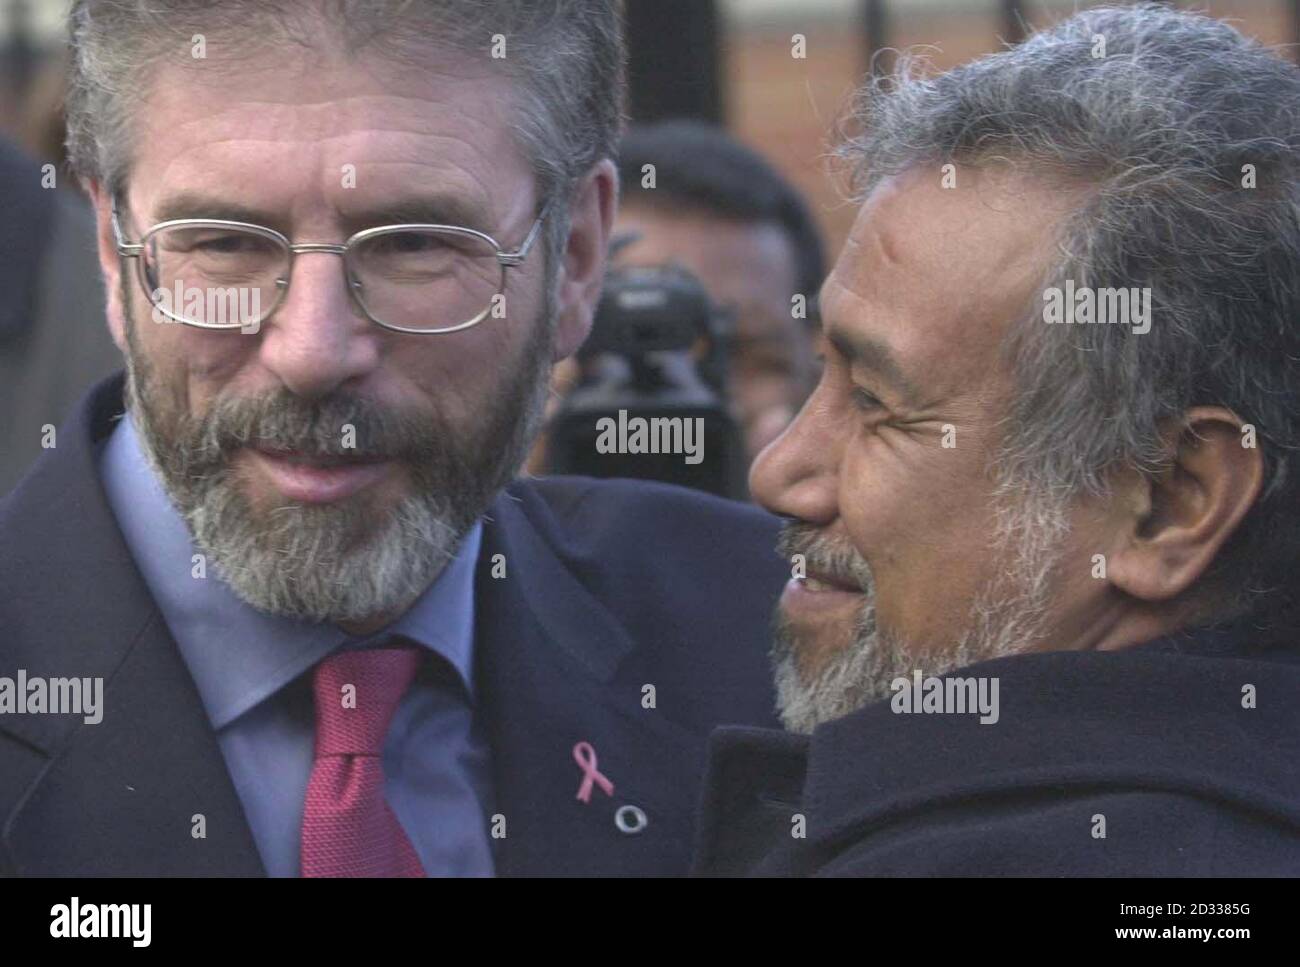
546, 257, 747, 499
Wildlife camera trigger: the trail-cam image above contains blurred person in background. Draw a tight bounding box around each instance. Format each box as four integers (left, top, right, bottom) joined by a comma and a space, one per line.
0, 130, 115, 495
615, 121, 825, 458
529, 119, 825, 475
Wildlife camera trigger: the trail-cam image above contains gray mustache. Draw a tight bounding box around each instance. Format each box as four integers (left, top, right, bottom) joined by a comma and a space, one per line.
775, 522, 873, 589
196, 392, 432, 463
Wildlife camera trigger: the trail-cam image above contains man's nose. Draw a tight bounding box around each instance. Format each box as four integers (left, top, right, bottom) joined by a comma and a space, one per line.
256, 251, 379, 398
748, 387, 842, 526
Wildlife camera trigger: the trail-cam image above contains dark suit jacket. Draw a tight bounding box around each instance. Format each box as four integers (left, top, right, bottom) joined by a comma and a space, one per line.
693, 619, 1300, 876
0, 373, 785, 875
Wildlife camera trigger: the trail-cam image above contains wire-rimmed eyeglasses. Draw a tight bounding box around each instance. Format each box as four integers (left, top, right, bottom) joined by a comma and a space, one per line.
111, 197, 550, 335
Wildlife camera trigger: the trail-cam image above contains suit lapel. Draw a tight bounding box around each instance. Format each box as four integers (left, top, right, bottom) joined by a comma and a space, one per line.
5, 613, 266, 875
1, 374, 264, 875
476, 487, 708, 875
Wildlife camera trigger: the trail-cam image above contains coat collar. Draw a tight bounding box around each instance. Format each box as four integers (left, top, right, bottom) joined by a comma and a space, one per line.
804, 630, 1300, 847
700, 623, 1300, 870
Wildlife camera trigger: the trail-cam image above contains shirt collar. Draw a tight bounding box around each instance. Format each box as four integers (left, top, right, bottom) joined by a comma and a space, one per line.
99, 410, 480, 729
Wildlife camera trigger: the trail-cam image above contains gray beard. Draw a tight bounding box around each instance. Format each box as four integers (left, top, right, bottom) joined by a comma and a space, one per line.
772, 487, 1071, 735
122, 279, 554, 627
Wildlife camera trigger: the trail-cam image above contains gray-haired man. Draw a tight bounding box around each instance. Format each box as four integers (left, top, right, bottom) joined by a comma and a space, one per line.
696, 3, 1300, 876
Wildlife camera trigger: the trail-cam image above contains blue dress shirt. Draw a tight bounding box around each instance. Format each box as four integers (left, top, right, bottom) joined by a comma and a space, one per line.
99, 411, 495, 876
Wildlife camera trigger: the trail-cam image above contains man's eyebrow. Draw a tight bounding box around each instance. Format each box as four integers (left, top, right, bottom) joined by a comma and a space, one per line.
825, 324, 921, 406
147, 194, 286, 229
338, 196, 494, 235
146, 192, 494, 236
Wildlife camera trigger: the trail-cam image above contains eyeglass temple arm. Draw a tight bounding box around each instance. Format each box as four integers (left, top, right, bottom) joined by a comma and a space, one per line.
497, 199, 552, 267
110, 201, 143, 257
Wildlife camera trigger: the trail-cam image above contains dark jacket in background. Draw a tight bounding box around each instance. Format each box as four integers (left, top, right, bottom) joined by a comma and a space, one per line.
0, 374, 786, 875
0, 135, 118, 496
694, 619, 1300, 876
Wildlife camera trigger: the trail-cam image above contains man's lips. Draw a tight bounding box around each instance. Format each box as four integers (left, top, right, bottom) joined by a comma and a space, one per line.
244, 446, 393, 503
781, 566, 863, 617
799, 568, 860, 593
250, 446, 388, 468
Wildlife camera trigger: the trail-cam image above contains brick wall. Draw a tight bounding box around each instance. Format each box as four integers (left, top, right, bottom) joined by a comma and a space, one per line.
722, 1, 1295, 259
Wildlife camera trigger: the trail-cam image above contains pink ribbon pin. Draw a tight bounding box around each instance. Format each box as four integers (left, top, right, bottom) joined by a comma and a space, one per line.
572, 741, 615, 803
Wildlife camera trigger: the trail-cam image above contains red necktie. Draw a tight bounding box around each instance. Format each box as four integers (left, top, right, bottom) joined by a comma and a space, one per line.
300, 646, 426, 877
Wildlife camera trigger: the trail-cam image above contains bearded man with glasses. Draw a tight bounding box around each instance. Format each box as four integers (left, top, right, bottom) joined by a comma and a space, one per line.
0, 0, 785, 877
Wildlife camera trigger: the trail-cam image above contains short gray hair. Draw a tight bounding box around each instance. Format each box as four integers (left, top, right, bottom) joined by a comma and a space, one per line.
66, 0, 626, 266
837, 4, 1300, 625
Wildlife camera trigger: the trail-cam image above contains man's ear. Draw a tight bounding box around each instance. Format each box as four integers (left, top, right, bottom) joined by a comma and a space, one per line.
1106, 406, 1264, 602
86, 179, 129, 354
552, 158, 617, 362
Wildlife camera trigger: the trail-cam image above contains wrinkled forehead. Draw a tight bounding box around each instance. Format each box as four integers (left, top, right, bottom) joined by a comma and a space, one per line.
823, 165, 1081, 379
124, 39, 531, 228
